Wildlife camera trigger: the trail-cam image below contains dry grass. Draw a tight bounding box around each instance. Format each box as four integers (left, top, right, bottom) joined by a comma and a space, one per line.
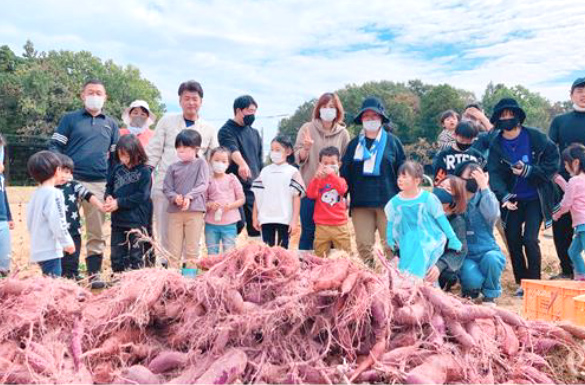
6, 186, 564, 316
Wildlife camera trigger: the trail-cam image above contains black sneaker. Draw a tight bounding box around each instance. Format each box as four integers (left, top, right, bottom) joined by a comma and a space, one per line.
550, 272, 573, 280
89, 274, 106, 290
514, 288, 524, 297
462, 289, 480, 299
482, 297, 497, 307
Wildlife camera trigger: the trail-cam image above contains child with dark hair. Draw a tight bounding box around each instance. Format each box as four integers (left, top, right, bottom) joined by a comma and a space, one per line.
55, 154, 104, 280
553, 143, 585, 280
433, 120, 484, 184
252, 135, 305, 248
26, 151, 75, 276
205, 147, 245, 256
105, 134, 153, 274
0, 135, 14, 276
437, 110, 460, 151
306, 146, 351, 257
163, 129, 209, 274
385, 160, 462, 279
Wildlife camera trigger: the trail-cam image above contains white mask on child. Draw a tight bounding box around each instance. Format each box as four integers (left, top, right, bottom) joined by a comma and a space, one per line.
212, 161, 228, 174
270, 151, 284, 164
328, 164, 339, 174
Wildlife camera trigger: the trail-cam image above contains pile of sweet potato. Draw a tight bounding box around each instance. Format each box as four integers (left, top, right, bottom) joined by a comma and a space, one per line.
1, 244, 585, 384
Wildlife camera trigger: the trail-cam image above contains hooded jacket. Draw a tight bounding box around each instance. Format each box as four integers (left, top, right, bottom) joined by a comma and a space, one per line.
487, 126, 560, 228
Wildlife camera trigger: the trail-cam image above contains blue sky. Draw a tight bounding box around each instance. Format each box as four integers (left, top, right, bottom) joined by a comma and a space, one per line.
1, 0, 584, 144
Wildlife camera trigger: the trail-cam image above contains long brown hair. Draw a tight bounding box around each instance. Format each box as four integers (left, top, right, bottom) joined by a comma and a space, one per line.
116, 134, 148, 167
442, 175, 468, 214
312, 92, 345, 125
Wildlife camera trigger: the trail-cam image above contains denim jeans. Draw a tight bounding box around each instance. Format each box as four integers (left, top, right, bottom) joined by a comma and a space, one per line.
298, 197, 316, 250
568, 225, 585, 277
205, 223, 237, 255
459, 250, 506, 299
0, 221, 11, 272
39, 258, 62, 277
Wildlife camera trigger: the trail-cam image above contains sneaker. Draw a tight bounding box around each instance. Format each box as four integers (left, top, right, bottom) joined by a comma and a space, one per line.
550, 272, 574, 280
462, 289, 480, 299
514, 288, 524, 297
482, 297, 497, 307
89, 274, 106, 290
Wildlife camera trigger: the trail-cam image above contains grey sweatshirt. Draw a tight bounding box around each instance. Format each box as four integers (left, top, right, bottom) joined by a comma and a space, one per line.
163, 158, 209, 213
26, 186, 74, 263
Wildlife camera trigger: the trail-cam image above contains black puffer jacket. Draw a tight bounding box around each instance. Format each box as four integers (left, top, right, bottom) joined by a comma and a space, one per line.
487, 126, 560, 228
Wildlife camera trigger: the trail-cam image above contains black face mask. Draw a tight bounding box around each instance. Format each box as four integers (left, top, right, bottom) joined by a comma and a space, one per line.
243, 114, 255, 126
433, 187, 454, 206
497, 117, 520, 131
465, 178, 478, 194
456, 142, 472, 151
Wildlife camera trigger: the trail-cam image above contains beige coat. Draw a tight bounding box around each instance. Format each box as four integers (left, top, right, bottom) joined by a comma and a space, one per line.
146, 113, 218, 192
294, 119, 351, 184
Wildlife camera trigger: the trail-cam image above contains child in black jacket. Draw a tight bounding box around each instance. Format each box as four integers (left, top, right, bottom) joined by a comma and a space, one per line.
105, 134, 153, 273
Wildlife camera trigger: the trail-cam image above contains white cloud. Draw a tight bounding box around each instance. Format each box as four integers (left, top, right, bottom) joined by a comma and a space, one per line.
1, 0, 584, 141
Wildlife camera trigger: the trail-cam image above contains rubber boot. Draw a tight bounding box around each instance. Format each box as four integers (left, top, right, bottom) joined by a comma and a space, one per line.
86, 254, 105, 290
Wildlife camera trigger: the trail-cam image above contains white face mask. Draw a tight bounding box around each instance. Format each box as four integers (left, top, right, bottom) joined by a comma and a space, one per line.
573, 103, 585, 113
85, 95, 105, 111
327, 164, 339, 174
270, 151, 284, 164
212, 161, 229, 174
319, 107, 337, 122
363, 120, 381, 132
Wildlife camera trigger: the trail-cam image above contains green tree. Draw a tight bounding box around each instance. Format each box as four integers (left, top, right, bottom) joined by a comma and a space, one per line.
0, 41, 165, 136
481, 82, 552, 131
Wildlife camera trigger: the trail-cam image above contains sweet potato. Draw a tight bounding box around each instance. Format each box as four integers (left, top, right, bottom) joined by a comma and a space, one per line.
194, 348, 248, 384
349, 339, 386, 382
420, 286, 462, 319
446, 320, 476, 349
494, 307, 526, 327
456, 305, 496, 322
148, 351, 188, 374
395, 302, 428, 326
405, 354, 462, 385
341, 272, 360, 295
313, 259, 350, 291
557, 321, 585, 340
225, 289, 245, 314
70, 318, 83, 371
498, 320, 519, 356
117, 365, 161, 384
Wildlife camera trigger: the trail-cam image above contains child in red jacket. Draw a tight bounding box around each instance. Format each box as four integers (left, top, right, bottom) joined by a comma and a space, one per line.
306, 146, 351, 257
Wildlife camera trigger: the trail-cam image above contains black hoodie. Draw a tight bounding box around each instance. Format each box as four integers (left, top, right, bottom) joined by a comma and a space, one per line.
218, 119, 263, 189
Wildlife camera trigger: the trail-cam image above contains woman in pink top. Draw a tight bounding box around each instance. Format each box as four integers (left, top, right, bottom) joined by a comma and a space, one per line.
553, 143, 585, 280
205, 147, 245, 255
120, 100, 156, 147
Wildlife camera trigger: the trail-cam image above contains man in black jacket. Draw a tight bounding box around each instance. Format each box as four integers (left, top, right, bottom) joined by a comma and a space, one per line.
487, 98, 559, 297
49, 79, 119, 288
218, 95, 263, 238
548, 77, 585, 279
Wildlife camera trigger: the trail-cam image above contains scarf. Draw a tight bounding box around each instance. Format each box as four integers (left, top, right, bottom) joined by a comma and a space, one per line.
127, 126, 147, 136
574, 103, 585, 113
0, 146, 4, 164
353, 128, 387, 176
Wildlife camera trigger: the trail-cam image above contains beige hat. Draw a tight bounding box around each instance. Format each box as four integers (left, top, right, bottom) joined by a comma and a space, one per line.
122, 100, 157, 127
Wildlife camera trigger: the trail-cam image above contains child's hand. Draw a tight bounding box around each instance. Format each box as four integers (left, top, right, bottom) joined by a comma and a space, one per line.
502, 200, 518, 211
104, 199, 119, 212
289, 219, 299, 235
253, 217, 261, 231
553, 212, 561, 221
181, 198, 191, 211
207, 202, 220, 211
95, 201, 106, 213
63, 245, 75, 254
425, 265, 440, 283
175, 195, 184, 206
315, 164, 327, 179
8, 221, 14, 230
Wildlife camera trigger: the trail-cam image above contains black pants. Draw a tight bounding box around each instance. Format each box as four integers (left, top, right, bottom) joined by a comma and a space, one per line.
237, 188, 261, 237
62, 234, 82, 279
261, 223, 289, 249
552, 212, 574, 276
504, 199, 543, 284
111, 227, 145, 273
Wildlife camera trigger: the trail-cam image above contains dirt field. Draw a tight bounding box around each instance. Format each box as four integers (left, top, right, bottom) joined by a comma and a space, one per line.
5, 186, 565, 316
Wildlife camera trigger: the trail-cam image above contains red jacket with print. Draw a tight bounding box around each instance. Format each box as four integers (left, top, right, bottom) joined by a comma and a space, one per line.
306, 173, 348, 226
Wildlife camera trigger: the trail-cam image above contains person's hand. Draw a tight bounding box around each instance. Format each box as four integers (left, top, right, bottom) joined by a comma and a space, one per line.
207, 201, 219, 211
253, 217, 261, 231
315, 164, 327, 179
511, 161, 525, 176
175, 195, 184, 206
63, 245, 75, 254
553, 212, 561, 221
471, 169, 489, 190
238, 163, 251, 181
303, 129, 314, 151
222, 202, 232, 211
8, 221, 14, 230
289, 219, 300, 235
181, 198, 191, 211
502, 200, 518, 211
324, 165, 335, 176
104, 198, 119, 212
95, 201, 105, 213
425, 265, 440, 283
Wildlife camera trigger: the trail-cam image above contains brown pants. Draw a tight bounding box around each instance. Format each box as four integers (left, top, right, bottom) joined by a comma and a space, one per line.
168, 211, 204, 268
314, 223, 352, 257
80, 181, 107, 256
351, 207, 390, 268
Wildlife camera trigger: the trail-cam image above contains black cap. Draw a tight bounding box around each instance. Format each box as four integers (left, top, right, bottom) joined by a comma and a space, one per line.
353, 96, 390, 124
572, 77, 585, 93
489, 97, 526, 124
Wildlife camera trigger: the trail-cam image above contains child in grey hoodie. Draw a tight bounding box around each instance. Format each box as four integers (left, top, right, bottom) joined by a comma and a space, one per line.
26, 151, 74, 276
